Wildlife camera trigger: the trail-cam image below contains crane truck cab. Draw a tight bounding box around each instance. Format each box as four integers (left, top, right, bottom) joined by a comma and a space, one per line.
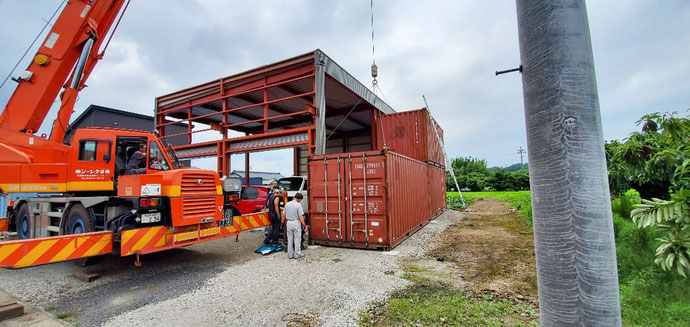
6, 127, 224, 240
0, 1, 271, 268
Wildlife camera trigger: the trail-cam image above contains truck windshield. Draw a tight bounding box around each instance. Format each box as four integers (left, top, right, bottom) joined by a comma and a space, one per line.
159, 138, 181, 169
277, 177, 303, 191
148, 141, 170, 171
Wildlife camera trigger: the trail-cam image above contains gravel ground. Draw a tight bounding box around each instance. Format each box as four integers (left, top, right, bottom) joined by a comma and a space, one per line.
104, 210, 462, 327
0, 230, 267, 326
0, 210, 461, 326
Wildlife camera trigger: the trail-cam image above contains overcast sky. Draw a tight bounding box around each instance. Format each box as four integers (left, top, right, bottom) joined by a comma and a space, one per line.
1, 0, 689, 176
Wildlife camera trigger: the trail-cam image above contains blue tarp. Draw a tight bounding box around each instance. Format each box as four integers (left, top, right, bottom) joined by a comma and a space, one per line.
254, 243, 285, 255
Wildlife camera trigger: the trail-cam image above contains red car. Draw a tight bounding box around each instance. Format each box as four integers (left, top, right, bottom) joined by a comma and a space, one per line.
228, 186, 270, 216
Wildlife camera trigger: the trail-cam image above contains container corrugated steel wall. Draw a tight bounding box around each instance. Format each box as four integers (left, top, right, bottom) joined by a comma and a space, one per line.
377, 111, 426, 163
308, 150, 445, 250
427, 118, 445, 166
427, 164, 447, 218
386, 152, 432, 249
376, 108, 444, 166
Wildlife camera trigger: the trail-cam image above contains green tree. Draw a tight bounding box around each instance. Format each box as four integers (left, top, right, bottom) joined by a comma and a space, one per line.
631, 160, 690, 277
610, 112, 690, 199
446, 157, 489, 191
487, 169, 513, 191
451, 157, 489, 176
621, 111, 690, 277
465, 172, 487, 191
512, 171, 530, 190
446, 156, 530, 191
605, 140, 632, 196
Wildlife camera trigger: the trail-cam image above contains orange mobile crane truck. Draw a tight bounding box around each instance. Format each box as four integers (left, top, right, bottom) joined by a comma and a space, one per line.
0, 0, 269, 268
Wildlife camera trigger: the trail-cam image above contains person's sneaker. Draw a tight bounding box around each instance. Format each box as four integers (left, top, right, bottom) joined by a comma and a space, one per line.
294, 254, 303, 259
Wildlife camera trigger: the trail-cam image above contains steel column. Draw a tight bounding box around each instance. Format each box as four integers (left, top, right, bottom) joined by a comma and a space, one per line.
264, 79, 269, 132
244, 150, 250, 186
314, 52, 327, 155
187, 107, 192, 144
224, 150, 231, 176
370, 109, 377, 150
293, 147, 300, 176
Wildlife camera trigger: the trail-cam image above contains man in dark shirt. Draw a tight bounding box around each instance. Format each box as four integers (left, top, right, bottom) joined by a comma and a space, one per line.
264, 186, 284, 244
126, 144, 147, 174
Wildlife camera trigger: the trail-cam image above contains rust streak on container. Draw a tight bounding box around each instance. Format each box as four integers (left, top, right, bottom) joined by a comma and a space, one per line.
376, 108, 445, 167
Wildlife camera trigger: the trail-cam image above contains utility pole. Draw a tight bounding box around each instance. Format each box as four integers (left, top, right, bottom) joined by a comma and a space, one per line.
516, 0, 621, 326
517, 146, 526, 165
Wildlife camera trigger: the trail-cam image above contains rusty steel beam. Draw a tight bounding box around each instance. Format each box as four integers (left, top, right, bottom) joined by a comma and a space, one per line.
157, 68, 314, 115
266, 104, 370, 130
156, 53, 314, 112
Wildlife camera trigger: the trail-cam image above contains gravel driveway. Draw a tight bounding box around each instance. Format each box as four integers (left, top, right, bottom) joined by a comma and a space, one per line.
0, 210, 461, 326
105, 210, 460, 327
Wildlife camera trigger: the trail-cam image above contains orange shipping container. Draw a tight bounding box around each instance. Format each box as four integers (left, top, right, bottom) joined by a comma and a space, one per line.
376, 108, 445, 166
308, 150, 446, 250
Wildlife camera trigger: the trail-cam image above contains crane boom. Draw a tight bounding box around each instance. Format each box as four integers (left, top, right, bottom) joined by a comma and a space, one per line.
0, 0, 127, 141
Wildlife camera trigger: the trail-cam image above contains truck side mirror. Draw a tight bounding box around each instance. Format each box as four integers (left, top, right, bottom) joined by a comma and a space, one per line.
103, 153, 111, 163
223, 177, 242, 193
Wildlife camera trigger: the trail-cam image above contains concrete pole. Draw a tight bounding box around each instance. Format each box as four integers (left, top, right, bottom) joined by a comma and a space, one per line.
515, 1, 621, 326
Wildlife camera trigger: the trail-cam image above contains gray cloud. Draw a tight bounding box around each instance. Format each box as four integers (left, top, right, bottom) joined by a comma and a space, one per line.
1, 0, 688, 175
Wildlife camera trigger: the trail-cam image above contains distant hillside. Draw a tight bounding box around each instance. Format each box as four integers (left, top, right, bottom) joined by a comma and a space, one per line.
489, 163, 528, 172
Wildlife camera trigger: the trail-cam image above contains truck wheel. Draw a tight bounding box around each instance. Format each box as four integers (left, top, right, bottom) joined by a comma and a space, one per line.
16, 204, 31, 239
65, 204, 93, 235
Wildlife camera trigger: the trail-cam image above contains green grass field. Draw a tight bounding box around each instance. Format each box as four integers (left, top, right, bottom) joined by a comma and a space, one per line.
445, 190, 690, 326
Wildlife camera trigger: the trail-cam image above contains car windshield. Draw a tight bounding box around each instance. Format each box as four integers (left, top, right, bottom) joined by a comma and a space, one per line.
277, 177, 303, 191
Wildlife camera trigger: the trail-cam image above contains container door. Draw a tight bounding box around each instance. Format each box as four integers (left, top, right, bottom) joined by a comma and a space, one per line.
308, 156, 345, 242
344, 153, 388, 247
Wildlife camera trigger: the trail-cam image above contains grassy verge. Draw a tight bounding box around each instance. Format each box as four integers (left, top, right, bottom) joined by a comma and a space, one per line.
359, 276, 538, 327
611, 190, 690, 326
447, 189, 690, 326
447, 191, 533, 225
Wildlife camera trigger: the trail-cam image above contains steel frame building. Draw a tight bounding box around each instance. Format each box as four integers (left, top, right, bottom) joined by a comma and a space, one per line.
154, 50, 394, 178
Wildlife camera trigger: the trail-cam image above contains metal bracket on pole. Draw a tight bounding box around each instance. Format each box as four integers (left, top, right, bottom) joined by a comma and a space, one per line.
495, 65, 523, 76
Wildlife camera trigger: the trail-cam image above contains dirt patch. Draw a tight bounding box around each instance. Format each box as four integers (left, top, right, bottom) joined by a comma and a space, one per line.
428, 197, 538, 303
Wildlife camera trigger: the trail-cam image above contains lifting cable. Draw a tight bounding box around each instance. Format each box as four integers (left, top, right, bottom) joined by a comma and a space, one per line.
370, 0, 378, 89
0, 0, 67, 90
369, 0, 388, 148
368, 0, 391, 107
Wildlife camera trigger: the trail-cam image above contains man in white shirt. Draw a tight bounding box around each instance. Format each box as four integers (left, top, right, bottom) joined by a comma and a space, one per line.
282, 193, 306, 259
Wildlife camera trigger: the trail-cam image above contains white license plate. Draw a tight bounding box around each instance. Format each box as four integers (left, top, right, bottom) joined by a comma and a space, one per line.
141, 212, 161, 223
